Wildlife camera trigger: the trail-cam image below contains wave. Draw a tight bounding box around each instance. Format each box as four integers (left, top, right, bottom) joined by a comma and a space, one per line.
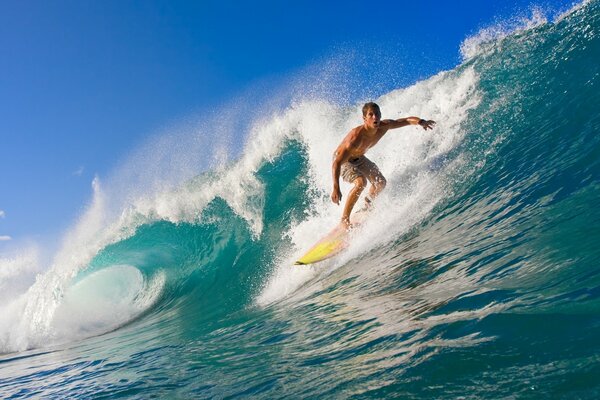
1, 0, 598, 366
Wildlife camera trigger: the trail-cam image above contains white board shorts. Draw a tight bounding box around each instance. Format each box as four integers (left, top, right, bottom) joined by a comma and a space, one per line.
340, 156, 382, 183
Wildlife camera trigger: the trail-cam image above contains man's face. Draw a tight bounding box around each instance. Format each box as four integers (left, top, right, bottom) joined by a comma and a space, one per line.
363, 108, 381, 128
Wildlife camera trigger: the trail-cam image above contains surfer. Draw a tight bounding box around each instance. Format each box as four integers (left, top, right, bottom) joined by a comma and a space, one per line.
331, 102, 435, 227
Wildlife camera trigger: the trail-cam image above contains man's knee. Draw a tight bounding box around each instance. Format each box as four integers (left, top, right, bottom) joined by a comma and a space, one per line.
374, 175, 386, 190
354, 176, 367, 190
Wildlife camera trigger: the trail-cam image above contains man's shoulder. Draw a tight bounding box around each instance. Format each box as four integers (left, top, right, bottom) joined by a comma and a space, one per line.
341, 125, 360, 140
349, 124, 366, 136
337, 127, 363, 153
378, 120, 395, 130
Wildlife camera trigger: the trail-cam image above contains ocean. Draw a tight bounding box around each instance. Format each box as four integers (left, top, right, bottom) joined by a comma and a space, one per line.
1, 1, 599, 398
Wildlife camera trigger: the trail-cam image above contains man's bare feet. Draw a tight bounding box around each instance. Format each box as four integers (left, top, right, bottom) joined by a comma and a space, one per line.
357, 196, 373, 213
341, 217, 358, 231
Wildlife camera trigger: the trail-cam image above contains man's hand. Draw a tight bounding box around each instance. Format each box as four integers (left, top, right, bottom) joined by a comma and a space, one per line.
331, 187, 342, 205
419, 119, 436, 131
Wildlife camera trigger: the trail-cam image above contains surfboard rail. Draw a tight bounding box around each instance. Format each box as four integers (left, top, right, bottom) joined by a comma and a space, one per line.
294, 225, 348, 265
294, 209, 370, 266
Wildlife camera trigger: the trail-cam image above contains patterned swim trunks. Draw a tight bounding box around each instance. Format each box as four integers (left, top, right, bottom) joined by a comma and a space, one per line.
340, 156, 381, 183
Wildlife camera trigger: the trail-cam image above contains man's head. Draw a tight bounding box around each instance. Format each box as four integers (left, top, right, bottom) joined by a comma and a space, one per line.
362, 102, 381, 128
362, 102, 381, 117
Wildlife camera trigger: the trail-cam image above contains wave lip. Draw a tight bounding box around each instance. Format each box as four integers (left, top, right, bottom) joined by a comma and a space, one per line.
459, 0, 589, 61
0, 265, 164, 354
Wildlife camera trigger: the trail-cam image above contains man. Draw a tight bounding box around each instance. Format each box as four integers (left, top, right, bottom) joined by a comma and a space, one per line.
331, 102, 435, 227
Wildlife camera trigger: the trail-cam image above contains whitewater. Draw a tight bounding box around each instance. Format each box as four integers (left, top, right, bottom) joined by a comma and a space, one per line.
1, 1, 599, 398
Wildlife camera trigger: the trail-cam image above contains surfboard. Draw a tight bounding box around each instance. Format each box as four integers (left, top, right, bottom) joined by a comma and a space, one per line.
294, 210, 369, 266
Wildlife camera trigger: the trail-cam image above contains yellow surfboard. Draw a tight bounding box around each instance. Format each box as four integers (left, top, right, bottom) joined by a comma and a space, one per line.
294, 210, 369, 266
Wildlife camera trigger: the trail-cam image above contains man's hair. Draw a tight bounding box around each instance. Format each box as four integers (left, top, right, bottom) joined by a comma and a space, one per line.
362, 102, 381, 117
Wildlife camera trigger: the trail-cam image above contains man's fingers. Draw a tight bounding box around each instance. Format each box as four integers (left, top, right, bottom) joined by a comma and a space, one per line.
423, 120, 436, 130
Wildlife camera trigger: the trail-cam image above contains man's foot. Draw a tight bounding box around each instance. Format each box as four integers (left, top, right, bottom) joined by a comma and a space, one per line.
341, 217, 359, 231
357, 196, 373, 213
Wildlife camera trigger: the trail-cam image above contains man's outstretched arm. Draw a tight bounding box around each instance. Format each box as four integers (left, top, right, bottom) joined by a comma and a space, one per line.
383, 117, 436, 130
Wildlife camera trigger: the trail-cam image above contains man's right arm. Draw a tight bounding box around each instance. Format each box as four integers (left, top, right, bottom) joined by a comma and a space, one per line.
331, 146, 348, 205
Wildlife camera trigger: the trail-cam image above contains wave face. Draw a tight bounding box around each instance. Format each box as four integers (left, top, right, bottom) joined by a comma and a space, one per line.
1, 2, 600, 398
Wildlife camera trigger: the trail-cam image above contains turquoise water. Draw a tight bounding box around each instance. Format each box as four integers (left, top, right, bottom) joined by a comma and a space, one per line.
2, 2, 600, 398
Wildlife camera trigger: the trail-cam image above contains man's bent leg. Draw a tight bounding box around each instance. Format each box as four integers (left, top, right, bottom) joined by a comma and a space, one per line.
364, 169, 386, 208
342, 176, 367, 226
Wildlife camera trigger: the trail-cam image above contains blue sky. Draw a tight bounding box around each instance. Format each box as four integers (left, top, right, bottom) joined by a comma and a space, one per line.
0, 0, 575, 249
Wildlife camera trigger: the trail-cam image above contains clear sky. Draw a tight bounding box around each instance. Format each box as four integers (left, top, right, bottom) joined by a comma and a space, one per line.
0, 0, 575, 251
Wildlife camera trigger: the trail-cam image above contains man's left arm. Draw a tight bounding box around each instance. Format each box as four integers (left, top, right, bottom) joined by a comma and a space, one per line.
383, 117, 436, 131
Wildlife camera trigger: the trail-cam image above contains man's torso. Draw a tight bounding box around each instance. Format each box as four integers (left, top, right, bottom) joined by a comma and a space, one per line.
342, 123, 390, 160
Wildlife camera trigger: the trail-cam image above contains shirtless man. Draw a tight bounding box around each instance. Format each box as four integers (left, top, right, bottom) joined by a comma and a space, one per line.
331, 102, 435, 227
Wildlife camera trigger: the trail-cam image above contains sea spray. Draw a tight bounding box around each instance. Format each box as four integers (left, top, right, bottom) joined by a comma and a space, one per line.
258, 66, 482, 304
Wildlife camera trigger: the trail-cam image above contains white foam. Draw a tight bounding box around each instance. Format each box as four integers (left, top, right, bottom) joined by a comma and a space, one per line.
0, 246, 42, 303
258, 66, 482, 306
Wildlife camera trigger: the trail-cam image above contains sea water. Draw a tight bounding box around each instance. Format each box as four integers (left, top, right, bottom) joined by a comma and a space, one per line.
1, 1, 599, 398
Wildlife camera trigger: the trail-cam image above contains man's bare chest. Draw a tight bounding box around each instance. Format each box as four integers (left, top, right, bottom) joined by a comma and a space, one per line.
351, 131, 385, 153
